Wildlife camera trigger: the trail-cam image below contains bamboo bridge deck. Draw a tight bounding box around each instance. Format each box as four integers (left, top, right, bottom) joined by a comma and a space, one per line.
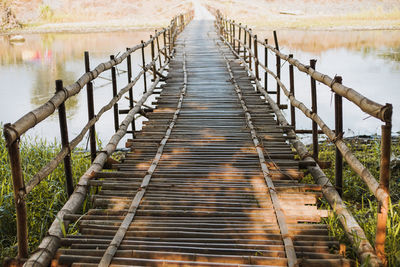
53, 20, 351, 267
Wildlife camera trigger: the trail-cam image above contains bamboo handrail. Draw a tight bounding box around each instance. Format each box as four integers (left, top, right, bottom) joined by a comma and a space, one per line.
217, 14, 391, 123
22, 17, 188, 265
215, 18, 387, 266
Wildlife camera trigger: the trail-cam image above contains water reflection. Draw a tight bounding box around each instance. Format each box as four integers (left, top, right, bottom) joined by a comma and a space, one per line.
254, 29, 400, 136
0, 29, 399, 146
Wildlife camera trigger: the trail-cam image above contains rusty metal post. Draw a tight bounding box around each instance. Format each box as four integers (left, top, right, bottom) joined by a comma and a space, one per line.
84, 51, 97, 163
264, 39, 268, 91
150, 35, 156, 81
375, 115, 392, 265
4, 125, 28, 259
110, 55, 119, 132
335, 76, 343, 196
126, 48, 135, 139
238, 23, 241, 56
254, 34, 259, 81
289, 54, 295, 129
141, 40, 147, 93
55, 80, 74, 196
163, 28, 168, 62
310, 59, 318, 159
248, 29, 252, 70
155, 30, 162, 67
273, 30, 281, 106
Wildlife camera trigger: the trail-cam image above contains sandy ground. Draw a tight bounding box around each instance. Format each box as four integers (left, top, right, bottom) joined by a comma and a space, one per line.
2, 0, 400, 34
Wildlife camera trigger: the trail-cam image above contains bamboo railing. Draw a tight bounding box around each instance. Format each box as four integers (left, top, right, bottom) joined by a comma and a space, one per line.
3, 10, 194, 267
214, 10, 392, 267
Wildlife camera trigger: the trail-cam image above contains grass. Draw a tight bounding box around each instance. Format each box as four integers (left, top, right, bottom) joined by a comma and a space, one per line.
306, 136, 400, 266
0, 125, 91, 263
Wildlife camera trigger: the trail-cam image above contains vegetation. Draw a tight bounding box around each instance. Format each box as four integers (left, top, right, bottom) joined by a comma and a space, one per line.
0, 126, 91, 263
305, 136, 400, 266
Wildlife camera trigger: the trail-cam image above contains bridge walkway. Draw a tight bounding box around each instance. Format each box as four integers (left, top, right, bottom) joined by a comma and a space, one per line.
56, 19, 351, 267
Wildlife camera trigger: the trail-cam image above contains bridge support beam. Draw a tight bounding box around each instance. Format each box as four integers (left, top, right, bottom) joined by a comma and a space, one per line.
334, 76, 343, 196
84, 51, 97, 163
310, 59, 318, 159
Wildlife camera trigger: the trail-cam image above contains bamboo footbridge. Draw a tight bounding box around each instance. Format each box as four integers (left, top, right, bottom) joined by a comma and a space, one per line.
3, 8, 393, 267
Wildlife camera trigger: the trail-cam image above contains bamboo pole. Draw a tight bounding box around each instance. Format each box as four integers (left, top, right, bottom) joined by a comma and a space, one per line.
310, 59, 318, 159
215, 29, 383, 266
84, 51, 97, 163
335, 76, 343, 196
4, 134, 28, 259
110, 55, 119, 132
55, 80, 74, 197
375, 122, 391, 266
254, 34, 259, 81
126, 48, 135, 139
289, 54, 295, 129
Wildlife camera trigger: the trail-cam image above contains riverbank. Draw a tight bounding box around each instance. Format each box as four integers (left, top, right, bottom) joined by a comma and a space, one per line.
2, 0, 400, 35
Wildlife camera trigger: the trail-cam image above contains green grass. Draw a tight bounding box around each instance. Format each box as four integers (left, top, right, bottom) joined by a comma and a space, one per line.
0, 126, 91, 263
307, 136, 400, 266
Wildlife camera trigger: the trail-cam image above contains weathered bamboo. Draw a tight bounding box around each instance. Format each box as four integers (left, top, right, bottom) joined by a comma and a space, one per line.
98, 51, 186, 267
150, 35, 156, 81
289, 54, 295, 129
264, 39, 268, 91
310, 59, 318, 159
55, 80, 74, 197
218, 43, 298, 267
126, 48, 135, 139
375, 122, 391, 265
221, 17, 391, 123
237, 23, 241, 55
141, 40, 147, 93
248, 29, 252, 70
335, 76, 343, 196
110, 55, 119, 132
23, 57, 158, 195
84, 51, 97, 163
254, 34, 259, 81
155, 30, 162, 67
216, 29, 382, 266
4, 135, 28, 259
24, 59, 172, 267
273, 30, 280, 106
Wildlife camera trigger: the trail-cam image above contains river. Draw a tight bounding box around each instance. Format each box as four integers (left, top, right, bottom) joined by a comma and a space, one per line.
0, 28, 399, 147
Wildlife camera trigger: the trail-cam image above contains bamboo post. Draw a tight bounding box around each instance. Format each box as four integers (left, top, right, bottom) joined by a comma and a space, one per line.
232, 20, 236, 51
4, 127, 28, 259
248, 29, 252, 70
163, 28, 168, 62
84, 51, 97, 163
55, 80, 74, 197
264, 39, 268, 91
254, 34, 259, 81
141, 41, 147, 93
150, 35, 156, 81
289, 54, 295, 129
335, 76, 343, 196
375, 118, 392, 265
126, 48, 135, 139
273, 30, 280, 106
155, 30, 162, 67
168, 28, 172, 54
237, 23, 241, 56
243, 26, 247, 63
110, 55, 119, 132
310, 59, 318, 159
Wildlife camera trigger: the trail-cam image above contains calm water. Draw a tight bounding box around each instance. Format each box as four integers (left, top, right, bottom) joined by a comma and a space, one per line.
0, 29, 399, 148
